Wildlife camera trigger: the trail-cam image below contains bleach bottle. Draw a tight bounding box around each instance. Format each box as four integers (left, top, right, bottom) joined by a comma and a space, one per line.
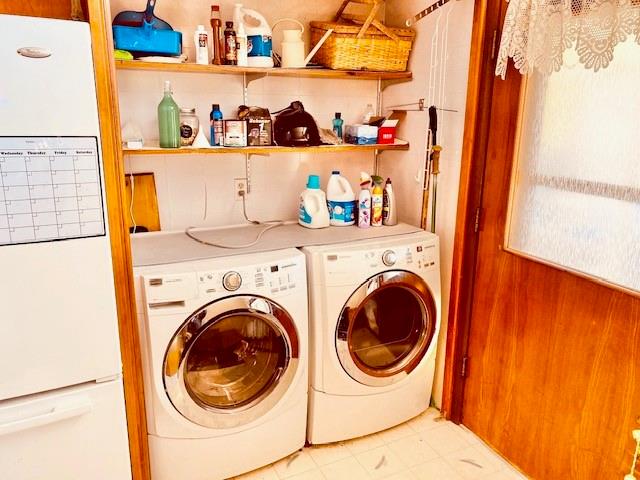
235, 5, 274, 68
299, 175, 330, 229
327, 171, 356, 226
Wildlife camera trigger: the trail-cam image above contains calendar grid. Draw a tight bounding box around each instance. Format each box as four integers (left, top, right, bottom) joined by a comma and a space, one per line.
0, 137, 105, 246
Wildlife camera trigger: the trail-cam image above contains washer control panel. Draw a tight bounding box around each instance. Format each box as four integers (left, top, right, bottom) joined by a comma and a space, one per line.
197, 260, 302, 298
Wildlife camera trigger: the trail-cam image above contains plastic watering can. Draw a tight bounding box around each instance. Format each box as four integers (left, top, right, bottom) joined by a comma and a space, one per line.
272, 18, 333, 68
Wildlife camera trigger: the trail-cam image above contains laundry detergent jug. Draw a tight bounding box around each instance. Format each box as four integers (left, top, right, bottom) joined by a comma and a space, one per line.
239, 7, 274, 67
327, 171, 356, 226
299, 175, 330, 229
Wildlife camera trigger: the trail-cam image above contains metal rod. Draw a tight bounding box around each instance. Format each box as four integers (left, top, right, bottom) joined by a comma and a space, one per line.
385, 98, 458, 113
245, 153, 252, 194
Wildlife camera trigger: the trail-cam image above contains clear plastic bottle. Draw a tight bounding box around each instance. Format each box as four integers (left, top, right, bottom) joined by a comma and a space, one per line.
363, 103, 375, 124
158, 80, 180, 148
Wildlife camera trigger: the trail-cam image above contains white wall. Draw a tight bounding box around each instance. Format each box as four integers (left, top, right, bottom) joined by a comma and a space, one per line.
113, 0, 381, 229
383, 0, 474, 408
112, 0, 475, 407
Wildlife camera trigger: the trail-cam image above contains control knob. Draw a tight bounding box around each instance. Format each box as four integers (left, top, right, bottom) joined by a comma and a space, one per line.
382, 250, 397, 267
222, 271, 242, 291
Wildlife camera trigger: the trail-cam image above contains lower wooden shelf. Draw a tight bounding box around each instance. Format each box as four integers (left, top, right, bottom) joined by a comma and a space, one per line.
122, 139, 409, 156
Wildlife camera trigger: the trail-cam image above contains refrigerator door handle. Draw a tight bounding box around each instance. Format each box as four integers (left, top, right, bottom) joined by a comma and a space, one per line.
0, 396, 93, 437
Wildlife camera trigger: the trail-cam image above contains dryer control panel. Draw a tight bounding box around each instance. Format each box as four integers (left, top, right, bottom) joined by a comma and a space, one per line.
322, 239, 439, 286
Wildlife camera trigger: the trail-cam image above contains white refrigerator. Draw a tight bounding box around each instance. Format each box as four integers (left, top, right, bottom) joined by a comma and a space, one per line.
0, 14, 131, 479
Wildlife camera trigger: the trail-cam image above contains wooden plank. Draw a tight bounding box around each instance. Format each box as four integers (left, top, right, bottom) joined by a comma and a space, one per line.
86, 1, 151, 479
114, 60, 413, 80
124, 173, 161, 233
442, 0, 499, 423
122, 140, 410, 156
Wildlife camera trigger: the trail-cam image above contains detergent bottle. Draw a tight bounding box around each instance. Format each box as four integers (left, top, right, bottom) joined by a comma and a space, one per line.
299, 175, 330, 229
236, 6, 274, 67
371, 175, 384, 226
327, 171, 356, 226
358, 172, 372, 228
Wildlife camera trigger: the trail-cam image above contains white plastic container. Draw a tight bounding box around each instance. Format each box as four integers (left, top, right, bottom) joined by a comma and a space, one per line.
299, 175, 330, 229
242, 7, 274, 67
327, 171, 356, 226
237, 22, 248, 67
194, 25, 209, 65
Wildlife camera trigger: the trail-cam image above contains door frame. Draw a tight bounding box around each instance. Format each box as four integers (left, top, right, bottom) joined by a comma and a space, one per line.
440, 0, 507, 422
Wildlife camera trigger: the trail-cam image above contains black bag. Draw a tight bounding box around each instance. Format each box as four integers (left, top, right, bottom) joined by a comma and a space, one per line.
273, 101, 321, 147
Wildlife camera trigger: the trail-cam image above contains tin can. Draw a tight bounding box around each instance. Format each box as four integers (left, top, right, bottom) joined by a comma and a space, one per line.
223, 120, 247, 147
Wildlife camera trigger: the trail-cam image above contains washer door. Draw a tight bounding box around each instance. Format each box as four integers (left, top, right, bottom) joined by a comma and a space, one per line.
336, 271, 437, 387
164, 295, 299, 429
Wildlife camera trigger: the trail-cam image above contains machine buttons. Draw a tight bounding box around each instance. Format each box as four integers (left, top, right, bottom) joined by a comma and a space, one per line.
222, 271, 242, 291
382, 250, 397, 267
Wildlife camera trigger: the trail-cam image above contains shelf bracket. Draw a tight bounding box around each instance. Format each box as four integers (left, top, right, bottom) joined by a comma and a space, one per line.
243, 72, 267, 105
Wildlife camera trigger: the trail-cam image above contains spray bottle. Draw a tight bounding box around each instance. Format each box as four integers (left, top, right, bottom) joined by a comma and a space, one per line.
358, 172, 372, 228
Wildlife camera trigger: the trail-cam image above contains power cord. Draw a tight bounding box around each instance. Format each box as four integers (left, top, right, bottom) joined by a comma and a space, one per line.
184, 189, 287, 249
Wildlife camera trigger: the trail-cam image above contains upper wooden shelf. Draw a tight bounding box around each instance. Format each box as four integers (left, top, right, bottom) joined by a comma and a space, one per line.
114, 60, 413, 81
123, 139, 409, 156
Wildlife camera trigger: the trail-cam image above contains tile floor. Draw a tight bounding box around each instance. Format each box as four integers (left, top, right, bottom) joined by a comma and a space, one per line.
231, 408, 527, 480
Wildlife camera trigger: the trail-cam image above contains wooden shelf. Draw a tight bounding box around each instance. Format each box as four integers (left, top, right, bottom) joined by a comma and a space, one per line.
123, 139, 409, 156
115, 60, 412, 81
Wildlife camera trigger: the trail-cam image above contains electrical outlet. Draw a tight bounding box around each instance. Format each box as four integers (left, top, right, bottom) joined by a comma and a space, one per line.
234, 178, 247, 201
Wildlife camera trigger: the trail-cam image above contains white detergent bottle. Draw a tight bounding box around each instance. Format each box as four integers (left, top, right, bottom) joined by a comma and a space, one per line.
241, 7, 274, 67
299, 175, 330, 229
327, 170, 356, 226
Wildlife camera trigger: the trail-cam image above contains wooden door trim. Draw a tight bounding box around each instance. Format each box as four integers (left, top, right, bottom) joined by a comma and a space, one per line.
440, 0, 505, 422
87, 1, 151, 479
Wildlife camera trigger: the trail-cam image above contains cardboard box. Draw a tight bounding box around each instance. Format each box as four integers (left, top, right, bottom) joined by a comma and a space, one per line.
377, 119, 399, 144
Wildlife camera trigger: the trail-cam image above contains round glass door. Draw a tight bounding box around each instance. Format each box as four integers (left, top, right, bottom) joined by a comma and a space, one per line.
336, 271, 437, 386
164, 296, 299, 428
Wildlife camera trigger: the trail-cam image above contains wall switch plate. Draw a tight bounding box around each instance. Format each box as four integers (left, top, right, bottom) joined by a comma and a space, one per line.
234, 178, 247, 201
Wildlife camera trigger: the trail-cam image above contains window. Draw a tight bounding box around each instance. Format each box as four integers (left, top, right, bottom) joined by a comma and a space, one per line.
506, 37, 640, 292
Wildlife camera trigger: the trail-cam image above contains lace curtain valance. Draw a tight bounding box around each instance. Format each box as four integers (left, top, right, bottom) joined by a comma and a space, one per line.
496, 0, 640, 77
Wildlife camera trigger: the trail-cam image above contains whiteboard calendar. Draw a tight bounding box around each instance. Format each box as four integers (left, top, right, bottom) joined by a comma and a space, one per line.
0, 137, 105, 246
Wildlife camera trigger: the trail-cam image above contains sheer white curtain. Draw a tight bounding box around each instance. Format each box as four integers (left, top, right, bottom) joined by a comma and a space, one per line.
506, 38, 640, 292
496, 0, 640, 77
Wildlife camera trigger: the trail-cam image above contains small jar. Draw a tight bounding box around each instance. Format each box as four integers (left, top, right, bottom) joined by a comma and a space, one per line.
179, 108, 199, 146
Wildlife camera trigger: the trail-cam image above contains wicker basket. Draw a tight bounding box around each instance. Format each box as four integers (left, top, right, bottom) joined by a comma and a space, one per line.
310, 21, 415, 72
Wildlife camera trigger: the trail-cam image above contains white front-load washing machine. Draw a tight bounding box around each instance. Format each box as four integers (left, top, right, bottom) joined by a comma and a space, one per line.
302, 231, 441, 444
133, 248, 308, 480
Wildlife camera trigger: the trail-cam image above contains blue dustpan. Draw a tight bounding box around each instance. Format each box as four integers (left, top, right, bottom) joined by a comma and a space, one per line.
113, 19, 182, 57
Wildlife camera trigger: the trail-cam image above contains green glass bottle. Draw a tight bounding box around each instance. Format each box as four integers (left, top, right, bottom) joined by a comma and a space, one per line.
158, 80, 180, 148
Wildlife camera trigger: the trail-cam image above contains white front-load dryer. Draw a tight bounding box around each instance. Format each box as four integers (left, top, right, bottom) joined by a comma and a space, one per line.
302, 232, 440, 444
133, 248, 308, 480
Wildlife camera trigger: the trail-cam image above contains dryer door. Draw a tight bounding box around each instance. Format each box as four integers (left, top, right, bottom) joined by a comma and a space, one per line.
336, 270, 437, 387
164, 295, 299, 429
